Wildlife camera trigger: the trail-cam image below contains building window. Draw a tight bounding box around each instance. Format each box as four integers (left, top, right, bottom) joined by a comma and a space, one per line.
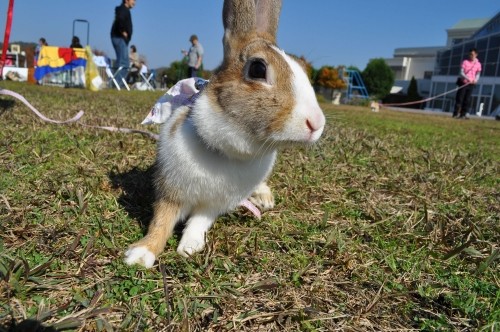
485, 47, 499, 77
490, 35, 500, 48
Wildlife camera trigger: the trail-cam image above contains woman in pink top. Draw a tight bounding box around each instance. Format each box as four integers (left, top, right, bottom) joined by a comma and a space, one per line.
453, 48, 481, 119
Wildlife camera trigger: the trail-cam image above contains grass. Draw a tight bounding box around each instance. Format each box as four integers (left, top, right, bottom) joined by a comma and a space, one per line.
1, 81, 499, 331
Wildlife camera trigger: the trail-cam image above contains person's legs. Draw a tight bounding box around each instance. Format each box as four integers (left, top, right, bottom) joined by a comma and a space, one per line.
127, 69, 138, 84
188, 66, 198, 78
454, 88, 465, 118
111, 37, 129, 87
460, 85, 473, 118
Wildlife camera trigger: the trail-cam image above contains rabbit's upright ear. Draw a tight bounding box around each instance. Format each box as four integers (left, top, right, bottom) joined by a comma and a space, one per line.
254, 0, 282, 42
223, 0, 256, 39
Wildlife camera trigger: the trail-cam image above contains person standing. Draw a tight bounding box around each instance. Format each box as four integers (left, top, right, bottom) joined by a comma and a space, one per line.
110, 0, 136, 87
70, 36, 83, 48
182, 34, 204, 78
453, 48, 481, 119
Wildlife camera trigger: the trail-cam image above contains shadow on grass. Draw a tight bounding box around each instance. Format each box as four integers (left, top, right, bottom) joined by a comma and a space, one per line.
0, 98, 15, 116
109, 166, 193, 238
109, 165, 156, 232
0, 319, 58, 332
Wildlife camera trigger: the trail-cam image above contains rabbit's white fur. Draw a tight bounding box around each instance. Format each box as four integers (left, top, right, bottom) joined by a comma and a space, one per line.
157, 101, 277, 213
124, 0, 325, 268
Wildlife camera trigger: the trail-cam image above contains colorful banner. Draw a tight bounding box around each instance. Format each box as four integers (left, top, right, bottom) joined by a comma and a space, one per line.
34, 46, 87, 80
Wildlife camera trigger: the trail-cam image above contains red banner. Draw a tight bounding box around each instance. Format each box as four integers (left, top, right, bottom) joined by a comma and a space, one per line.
0, 0, 15, 74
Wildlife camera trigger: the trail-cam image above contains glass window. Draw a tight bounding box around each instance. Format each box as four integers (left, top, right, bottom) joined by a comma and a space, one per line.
433, 99, 443, 110
450, 66, 460, 76
489, 34, 500, 48
438, 54, 450, 75
464, 42, 476, 53
440, 50, 451, 58
451, 45, 464, 59
435, 82, 445, 95
451, 55, 462, 67
482, 85, 492, 95
484, 63, 496, 77
485, 48, 499, 63
484, 48, 498, 77
470, 96, 479, 114
478, 50, 487, 63
476, 38, 488, 53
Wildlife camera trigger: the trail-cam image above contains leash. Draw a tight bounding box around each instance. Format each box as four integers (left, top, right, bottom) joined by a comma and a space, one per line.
0, 88, 84, 123
0, 88, 159, 139
79, 123, 160, 140
1, 84, 261, 218
380, 82, 471, 107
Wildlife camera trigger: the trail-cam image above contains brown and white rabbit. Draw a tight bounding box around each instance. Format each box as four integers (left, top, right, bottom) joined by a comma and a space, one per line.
124, 0, 325, 268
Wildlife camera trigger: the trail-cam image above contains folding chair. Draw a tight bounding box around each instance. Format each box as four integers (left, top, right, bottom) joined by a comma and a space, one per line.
139, 70, 156, 90
106, 66, 130, 91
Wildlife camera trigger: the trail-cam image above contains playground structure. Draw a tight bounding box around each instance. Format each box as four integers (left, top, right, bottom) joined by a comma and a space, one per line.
341, 68, 369, 101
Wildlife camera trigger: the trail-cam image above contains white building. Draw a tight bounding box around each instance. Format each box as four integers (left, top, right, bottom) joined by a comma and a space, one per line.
384, 46, 445, 96
385, 46, 444, 82
446, 18, 491, 47
429, 13, 500, 116
383, 15, 500, 117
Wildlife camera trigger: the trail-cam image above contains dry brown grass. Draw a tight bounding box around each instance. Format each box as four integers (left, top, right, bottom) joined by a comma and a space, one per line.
1, 82, 499, 331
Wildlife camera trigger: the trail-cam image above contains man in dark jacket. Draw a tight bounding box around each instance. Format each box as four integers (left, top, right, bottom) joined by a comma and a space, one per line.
111, 0, 135, 87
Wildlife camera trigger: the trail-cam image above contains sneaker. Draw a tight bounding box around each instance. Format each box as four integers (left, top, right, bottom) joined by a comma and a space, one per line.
458, 115, 469, 120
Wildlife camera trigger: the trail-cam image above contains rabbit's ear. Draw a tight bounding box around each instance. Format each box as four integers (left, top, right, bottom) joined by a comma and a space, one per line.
254, 0, 282, 42
223, 0, 256, 38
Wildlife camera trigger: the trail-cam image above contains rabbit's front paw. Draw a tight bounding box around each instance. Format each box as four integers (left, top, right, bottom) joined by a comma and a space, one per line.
124, 246, 156, 268
249, 182, 275, 211
177, 232, 205, 257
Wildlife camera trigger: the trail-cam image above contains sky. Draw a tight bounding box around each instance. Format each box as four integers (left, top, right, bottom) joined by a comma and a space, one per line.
1, 1, 499, 71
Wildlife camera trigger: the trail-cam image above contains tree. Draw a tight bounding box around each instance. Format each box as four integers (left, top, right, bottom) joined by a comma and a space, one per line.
158, 60, 188, 86
382, 76, 424, 109
316, 66, 346, 91
406, 76, 423, 109
315, 66, 347, 102
407, 76, 421, 101
362, 58, 394, 99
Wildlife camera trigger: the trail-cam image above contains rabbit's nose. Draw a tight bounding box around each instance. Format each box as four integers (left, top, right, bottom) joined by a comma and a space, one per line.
306, 119, 314, 132
306, 106, 326, 133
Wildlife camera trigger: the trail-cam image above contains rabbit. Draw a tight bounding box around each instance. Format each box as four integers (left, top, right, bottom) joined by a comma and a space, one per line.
124, 0, 325, 268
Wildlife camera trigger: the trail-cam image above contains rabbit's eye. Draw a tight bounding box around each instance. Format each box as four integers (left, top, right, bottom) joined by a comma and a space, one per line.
248, 60, 267, 80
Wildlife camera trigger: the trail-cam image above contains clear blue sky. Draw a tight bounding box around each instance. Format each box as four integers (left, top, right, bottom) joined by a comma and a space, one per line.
1, 1, 499, 70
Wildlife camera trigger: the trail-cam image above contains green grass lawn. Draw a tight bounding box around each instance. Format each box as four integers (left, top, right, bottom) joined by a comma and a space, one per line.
1, 81, 499, 331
